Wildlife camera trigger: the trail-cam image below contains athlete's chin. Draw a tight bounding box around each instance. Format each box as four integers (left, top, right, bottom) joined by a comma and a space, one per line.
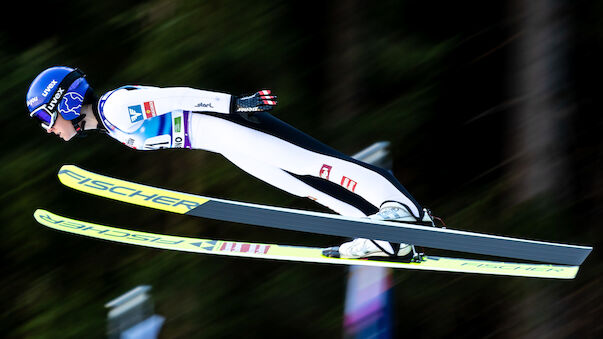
62, 133, 76, 141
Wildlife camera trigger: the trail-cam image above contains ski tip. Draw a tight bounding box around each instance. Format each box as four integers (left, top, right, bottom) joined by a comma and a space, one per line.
33, 209, 48, 223
57, 164, 83, 186
58, 164, 77, 171
58, 164, 79, 177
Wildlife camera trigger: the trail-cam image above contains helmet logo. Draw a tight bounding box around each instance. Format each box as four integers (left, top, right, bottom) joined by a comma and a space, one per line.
59, 92, 84, 116
46, 88, 65, 111
27, 96, 39, 107
42, 80, 58, 97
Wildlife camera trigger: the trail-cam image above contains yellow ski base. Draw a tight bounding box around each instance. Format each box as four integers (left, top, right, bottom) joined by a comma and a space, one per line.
34, 209, 579, 279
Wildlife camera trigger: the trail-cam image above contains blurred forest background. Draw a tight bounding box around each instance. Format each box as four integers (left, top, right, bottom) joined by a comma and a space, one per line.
1, 0, 602, 337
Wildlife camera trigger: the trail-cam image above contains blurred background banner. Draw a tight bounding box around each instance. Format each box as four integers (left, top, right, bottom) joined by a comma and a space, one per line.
344, 266, 393, 339
106, 285, 164, 339
1, 0, 601, 337
343, 141, 394, 339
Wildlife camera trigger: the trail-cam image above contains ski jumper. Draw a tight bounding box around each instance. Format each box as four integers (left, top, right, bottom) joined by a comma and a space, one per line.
97, 86, 425, 219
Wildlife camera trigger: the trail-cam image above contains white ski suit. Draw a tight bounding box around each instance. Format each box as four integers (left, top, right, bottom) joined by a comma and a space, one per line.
97, 86, 424, 219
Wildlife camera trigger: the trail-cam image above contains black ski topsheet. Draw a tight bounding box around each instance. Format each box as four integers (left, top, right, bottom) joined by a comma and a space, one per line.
58, 165, 593, 266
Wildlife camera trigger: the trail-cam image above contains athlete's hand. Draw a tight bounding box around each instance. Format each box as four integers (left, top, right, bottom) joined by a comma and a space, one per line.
234, 90, 277, 113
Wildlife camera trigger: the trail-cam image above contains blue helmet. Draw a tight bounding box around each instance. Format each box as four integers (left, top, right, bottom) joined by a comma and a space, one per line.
26, 66, 91, 130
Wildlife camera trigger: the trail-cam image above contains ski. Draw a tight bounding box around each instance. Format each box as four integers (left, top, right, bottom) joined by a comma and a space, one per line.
34, 209, 579, 279
57, 165, 592, 266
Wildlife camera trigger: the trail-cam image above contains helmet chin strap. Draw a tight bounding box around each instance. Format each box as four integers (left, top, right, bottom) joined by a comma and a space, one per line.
71, 101, 105, 138
71, 114, 88, 138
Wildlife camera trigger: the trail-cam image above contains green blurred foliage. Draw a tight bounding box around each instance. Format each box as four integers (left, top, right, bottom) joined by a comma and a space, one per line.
1, 0, 602, 338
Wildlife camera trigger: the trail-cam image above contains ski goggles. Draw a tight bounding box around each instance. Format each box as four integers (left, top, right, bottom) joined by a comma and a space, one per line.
29, 69, 86, 130
30, 104, 58, 130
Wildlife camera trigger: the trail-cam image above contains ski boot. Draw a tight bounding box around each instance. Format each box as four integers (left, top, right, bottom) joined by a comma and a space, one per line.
322, 238, 416, 260
322, 202, 431, 260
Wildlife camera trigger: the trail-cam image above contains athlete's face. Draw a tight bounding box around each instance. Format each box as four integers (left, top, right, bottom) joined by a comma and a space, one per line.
47, 115, 77, 141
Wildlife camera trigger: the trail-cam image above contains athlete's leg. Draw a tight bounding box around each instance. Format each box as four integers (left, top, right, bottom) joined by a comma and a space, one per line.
189, 112, 424, 220
221, 150, 404, 257
221, 151, 368, 217
190, 112, 420, 258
